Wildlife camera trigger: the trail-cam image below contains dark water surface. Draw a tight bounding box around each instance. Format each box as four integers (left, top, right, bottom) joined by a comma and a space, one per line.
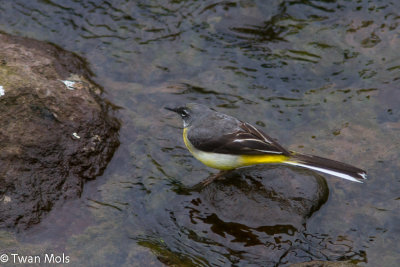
0, 0, 399, 266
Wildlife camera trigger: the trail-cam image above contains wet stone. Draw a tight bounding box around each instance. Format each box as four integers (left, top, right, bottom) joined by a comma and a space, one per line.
0, 32, 120, 230
197, 166, 328, 230
169, 165, 329, 265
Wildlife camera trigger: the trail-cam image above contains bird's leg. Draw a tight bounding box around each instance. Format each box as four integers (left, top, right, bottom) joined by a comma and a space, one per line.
188, 171, 230, 192
200, 170, 229, 186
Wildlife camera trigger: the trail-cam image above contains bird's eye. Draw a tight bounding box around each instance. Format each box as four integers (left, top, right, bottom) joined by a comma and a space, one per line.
181, 109, 189, 117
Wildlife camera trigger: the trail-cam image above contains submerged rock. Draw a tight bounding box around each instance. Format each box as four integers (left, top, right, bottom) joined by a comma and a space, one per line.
162, 165, 330, 265
0, 32, 120, 230
197, 166, 328, 231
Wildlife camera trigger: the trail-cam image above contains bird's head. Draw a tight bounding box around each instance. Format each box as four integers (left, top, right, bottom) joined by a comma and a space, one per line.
165, 103, 212, 127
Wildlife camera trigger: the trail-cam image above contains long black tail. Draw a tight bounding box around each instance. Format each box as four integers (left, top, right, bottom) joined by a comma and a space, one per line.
285, 152, 367, 183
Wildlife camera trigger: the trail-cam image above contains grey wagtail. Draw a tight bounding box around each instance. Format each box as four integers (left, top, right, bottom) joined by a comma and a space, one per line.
166, 103, 367, 183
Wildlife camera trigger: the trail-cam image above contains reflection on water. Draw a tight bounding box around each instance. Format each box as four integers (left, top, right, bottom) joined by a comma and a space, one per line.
0, 0, 399, 266
129, 166, 330, 266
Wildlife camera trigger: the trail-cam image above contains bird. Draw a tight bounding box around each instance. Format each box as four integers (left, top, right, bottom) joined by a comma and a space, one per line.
165, 103, 367, 183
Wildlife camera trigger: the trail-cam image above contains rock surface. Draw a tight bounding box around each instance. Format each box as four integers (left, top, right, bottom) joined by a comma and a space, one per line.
289, 260, 358, 267
197, 166, 329, 230
165, 165, 330, 265
0, 32, 120, 230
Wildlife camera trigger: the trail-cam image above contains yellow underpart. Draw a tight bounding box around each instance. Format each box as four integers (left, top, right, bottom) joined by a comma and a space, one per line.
183, 128, 290, 170
239, 154, 289, 166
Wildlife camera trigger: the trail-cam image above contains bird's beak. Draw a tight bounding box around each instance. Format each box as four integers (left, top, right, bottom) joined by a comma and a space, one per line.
164, 106, 178, 113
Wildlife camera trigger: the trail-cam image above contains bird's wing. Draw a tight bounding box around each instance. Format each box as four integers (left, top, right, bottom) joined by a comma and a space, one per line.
188, 122, 290, 155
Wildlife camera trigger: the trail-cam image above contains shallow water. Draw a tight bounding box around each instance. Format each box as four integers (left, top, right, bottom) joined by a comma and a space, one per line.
0, 0, 399, 266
